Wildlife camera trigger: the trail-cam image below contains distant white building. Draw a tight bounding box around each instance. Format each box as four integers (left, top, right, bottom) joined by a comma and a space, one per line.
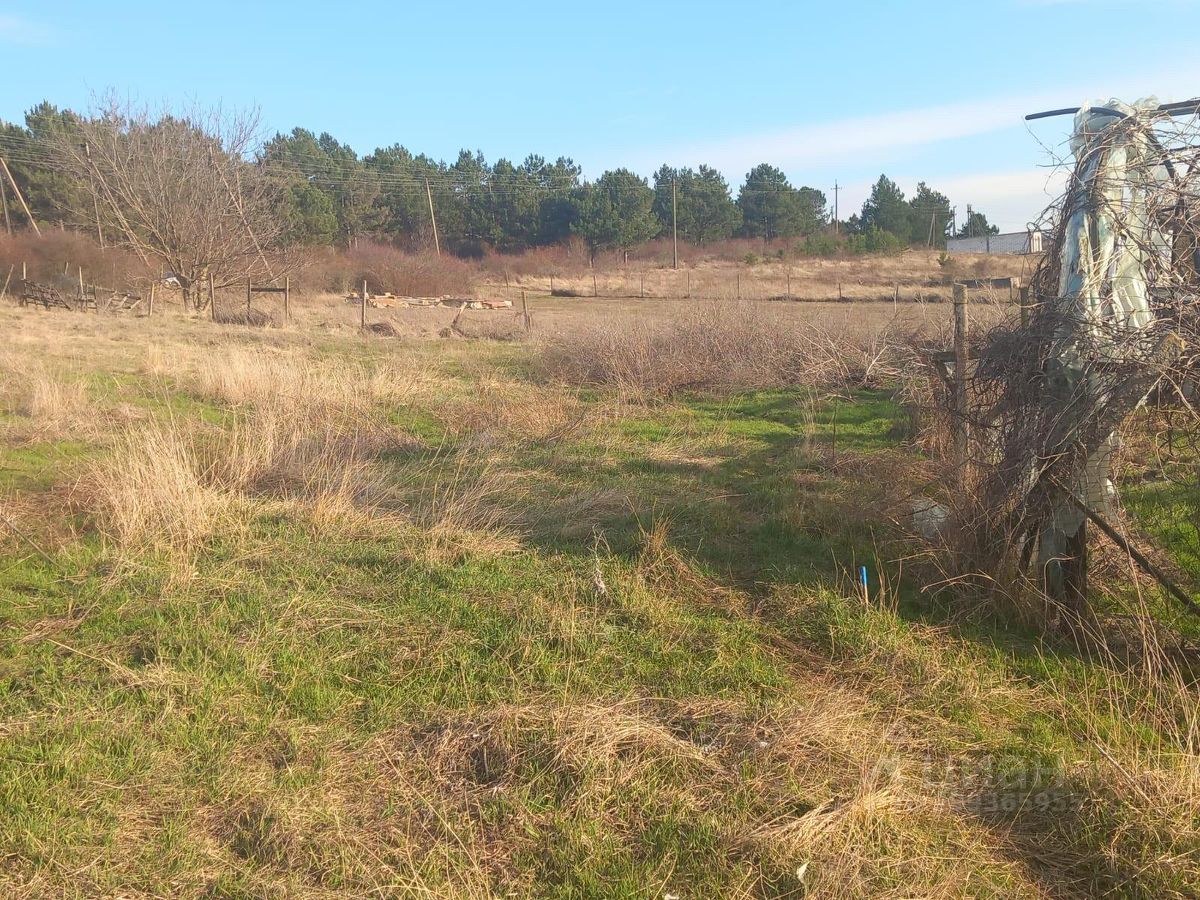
946, 230, 1044, 255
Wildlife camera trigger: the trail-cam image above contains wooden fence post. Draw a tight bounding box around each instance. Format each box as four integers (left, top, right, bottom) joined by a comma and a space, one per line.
640, 273, 645, 299
592, 272, 597, 297
952, 282, 970, 472
521, 290, 531, 331
787, 270, 792, 300
284, 276, 290, 322
361, 279, 367, 328
148, 282, 155, 317
1018, 285, 1030, 328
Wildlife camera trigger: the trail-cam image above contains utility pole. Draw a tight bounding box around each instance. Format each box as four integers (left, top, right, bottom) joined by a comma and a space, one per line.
0, 170, 10, 235
966, 204, 973, 238
211, 146, 271, 278
671, 177, 678, 270
85, 143, 104, 249
0, 157, 40, 236
425, 177, 441, 256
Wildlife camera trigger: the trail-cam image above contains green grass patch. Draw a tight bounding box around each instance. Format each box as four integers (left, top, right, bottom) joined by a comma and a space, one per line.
1, 336, 1196, 897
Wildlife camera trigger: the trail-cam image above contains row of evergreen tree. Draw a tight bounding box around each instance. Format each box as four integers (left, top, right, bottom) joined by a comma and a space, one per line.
0, 103, 999, 258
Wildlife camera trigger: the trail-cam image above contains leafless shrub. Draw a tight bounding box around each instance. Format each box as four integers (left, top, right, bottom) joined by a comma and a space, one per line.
538, 300, 913, 396
42, 98, 284, 308
295, 243, 477, 297
0, 231, 147, 293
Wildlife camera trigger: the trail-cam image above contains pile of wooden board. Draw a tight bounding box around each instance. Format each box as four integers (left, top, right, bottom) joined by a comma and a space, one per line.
344, 293, 513, 310
18, 281, 73, 310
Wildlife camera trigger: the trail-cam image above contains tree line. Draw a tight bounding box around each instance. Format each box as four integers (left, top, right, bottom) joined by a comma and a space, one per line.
0, 101, 1000, 270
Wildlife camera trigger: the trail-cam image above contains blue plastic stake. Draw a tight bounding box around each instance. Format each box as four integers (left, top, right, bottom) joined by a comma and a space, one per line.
860, 565, 869, 600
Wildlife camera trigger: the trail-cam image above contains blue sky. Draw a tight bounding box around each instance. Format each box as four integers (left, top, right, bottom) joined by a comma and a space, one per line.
2, 0, 1198, 230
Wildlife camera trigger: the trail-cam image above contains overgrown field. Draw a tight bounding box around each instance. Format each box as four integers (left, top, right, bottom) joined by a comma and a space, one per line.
1, 302, 1198, 898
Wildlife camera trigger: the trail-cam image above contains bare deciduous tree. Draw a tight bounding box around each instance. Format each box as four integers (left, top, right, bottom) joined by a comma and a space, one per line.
47, 100, 284, 308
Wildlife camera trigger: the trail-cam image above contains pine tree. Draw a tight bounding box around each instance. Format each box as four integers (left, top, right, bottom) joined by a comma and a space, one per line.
909, 182, 952, 248
653, 165, 740, 244
574, 169, 657, 261
859, 175, 912, 243
737, 164, 826, 240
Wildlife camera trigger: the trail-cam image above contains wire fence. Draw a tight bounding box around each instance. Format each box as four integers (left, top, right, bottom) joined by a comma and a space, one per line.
499, 269, 1023, 305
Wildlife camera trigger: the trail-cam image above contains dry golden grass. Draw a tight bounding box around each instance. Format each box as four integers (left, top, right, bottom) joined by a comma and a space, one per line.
80, 344, 417, 554
18, 368, 89, 425
71, 338, 529, 570
441, 376, 590, 445
88, 421, 226, 550
486, 250, 1031, 303
186, 345, 430, 412
189, 690, 1050, 897
398, 452, 524, 564
0, 351, 96, 442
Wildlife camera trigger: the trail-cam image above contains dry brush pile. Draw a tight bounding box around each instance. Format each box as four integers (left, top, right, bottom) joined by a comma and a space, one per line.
920, 105, 1200, 625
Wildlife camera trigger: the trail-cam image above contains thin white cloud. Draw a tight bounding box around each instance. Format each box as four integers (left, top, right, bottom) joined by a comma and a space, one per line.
918, 168, 1070, 232
617, 63, 1199, 229
634, 64, 1200, 178
834, 168, 1071, 233
649, 93, 1050, 175
0, 14, 54, 47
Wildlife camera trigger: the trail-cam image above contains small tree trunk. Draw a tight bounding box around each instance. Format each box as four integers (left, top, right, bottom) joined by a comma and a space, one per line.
1062, 522, 1089, 617
196, 269, 210, 310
